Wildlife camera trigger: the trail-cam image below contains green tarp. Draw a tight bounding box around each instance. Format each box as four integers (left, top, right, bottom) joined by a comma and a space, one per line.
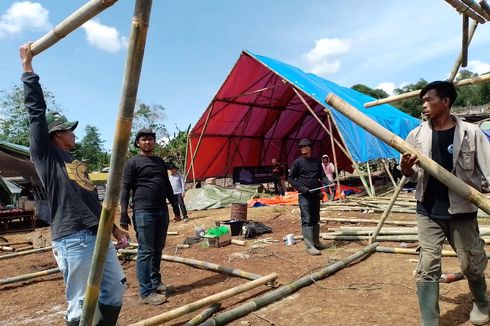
185, 184, 259, 211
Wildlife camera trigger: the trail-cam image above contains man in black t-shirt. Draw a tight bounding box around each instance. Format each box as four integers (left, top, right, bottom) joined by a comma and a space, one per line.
120, 128, 177, 305
401, 81, 490, 326
288, 139, 330, 255
21, 43, 128, 325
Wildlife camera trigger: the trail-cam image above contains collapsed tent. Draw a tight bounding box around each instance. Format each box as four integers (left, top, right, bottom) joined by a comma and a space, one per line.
186, 51, 420, 181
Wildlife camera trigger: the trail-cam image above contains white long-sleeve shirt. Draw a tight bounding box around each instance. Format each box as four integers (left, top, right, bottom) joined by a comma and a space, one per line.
169, 172, 186, 195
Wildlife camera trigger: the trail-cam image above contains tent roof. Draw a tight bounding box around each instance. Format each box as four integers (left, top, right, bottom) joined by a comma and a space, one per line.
187, 51, 420, 180
0, 140, 41, 185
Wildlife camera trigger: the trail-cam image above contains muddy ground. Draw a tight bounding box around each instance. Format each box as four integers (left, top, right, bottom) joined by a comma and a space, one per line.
0, 201, 488, 326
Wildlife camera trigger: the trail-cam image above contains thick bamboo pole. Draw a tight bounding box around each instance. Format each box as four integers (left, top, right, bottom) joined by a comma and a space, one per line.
291, 87, 373, 197
376, 246, 490, 258
323, 234, 418, 242
460, 0, 490, 20
326, 93, 490, 215
461, 15, 470, 67
481, 0, 490, 15
321, 217, 417, 226
0, 246, 52, 260
328, 229, 417, 236
364, 73, 490, 108
0, 267, 60, 286
448, 20, 478, 81
80, 1, 153, 325
183, 303, 221, 326
444, 0, 486, 23
118, 249, 264, 281
200, 243, 379, 326
30, 0, 118, 55
129, 273, 278, 326
369, 176, 407, 244
382, 159, 397, 187
0, 246, 14, 252
366, 162, 375, 196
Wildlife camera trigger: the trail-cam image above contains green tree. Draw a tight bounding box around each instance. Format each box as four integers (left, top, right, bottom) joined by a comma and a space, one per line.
160, 124, 191, 172
128, 101, 169, 157
73, 125, 107, 172
351, 84, 389, 99
0, 84, 62, 146
392, 79, 428, 118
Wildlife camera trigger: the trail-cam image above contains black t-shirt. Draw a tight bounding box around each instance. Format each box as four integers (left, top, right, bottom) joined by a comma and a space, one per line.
417, 126, 476, 220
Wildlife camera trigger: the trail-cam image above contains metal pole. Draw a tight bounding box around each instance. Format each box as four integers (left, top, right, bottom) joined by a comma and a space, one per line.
80, 1, 153, 325
31, 0, 118, 56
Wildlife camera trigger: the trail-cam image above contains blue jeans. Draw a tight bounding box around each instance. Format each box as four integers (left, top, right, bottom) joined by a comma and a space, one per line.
134, 209, 169, 298
52, 229, 126, 322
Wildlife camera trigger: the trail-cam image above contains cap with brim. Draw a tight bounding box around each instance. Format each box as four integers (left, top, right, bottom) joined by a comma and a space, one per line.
134, 128, 156, 147
46, 112, 78, 134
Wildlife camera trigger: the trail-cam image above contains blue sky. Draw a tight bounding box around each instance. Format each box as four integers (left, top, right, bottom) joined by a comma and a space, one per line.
1, 1, 490, 150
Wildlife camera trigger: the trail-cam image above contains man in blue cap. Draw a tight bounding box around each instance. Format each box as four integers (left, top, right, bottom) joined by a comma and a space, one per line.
20, 43, 128, 325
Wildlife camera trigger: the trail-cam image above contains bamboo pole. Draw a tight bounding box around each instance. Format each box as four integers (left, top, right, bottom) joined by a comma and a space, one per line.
119, 249, 264, 281
462, 15, 469, 67
327, 229, 417, 236
369, 176, 407, 244
460, 0, 490, 20
291, 87, 373, 197
364, 73, 490, 108
376, 246, 490, 258
382, 159, 397, 187
80, 1, 153, 325
187, 132, 197, 187
481, 0, 490, 15
0, 267, 60, 286
444, 0, 486, 23
448, 16, 477, 80
200, 243, 379, 326
321, 217, 417, 226
183, 303, 221, 326
327, 113, 342, 202
129, 273, 278, 326
30, 0, 118, 55
326, 93, 490, 215
0, 246, 52, 260
0, 246, 14, 252
366, 161, 375, 196
323, 234, 418, 242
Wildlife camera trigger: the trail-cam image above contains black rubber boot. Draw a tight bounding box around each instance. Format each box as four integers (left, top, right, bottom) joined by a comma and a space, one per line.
302, 227, 321, 255
468, 276, 489, 325
66, 320, 79, 326
93, 303, 122, 326
313, 224, 328, 250
416, 281, 440, 326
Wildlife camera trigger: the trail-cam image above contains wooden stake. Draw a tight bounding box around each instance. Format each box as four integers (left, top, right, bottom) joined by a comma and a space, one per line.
327, 93, 490, 215
462, 15, 469, 67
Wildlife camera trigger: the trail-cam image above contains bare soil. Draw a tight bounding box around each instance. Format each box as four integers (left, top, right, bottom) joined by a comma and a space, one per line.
0, 204, 487, 326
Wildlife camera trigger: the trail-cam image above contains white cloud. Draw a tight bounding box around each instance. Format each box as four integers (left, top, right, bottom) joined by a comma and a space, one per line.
82, 20, 127, 53
301, 38, 351, 76
375, 82, 396, 96
0, 1, 51, 38
466, 60, 490, 75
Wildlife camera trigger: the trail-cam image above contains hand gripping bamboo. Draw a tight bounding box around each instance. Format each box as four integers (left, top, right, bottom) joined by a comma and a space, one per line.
325, 93, 490, 216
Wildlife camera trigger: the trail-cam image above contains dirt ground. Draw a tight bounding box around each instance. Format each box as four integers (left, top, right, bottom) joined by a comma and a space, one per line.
0, 201, 488, 326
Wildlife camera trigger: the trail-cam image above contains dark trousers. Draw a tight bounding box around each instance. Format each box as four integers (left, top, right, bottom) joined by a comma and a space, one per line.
299, 193, 321, 227
273, 177, 285, 196
171, 193, 187, 218
133, 209, 169, 297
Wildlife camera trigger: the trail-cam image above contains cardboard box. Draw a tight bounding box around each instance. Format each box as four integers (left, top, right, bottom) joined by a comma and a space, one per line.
204, 225, 231, 247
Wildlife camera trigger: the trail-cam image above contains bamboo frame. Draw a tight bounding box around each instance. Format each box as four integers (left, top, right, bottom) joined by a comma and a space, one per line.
327, 114, 342, 201
449, 20, 478, 81
199, 243, 378, 326
444, 0, 486, 23
364, 73, 490, 108
30, 0, 118, 56
80, 1, 153, 324
291, 87, 373, 197
129, 273, 278, 326
326, 93, 490, 215
460, 0, 490, 20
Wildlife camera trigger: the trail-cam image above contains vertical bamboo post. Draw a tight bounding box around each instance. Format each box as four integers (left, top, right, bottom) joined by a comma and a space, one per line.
462, 15, 469, 67
30, 0, 118, 56
449, 20, 478, 81
79, 1, 153, 325
366, 161, 375, 196
326, 93, 490, 215
382, 159, 397, 187
369, 176, 407, 244
291, 87, 373, 197
326, 113, 342, 201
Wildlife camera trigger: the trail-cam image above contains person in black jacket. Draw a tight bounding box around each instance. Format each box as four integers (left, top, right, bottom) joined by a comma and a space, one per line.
20, 43, 128, 325
120, 128, 177, 305
288, 138, 330, 255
